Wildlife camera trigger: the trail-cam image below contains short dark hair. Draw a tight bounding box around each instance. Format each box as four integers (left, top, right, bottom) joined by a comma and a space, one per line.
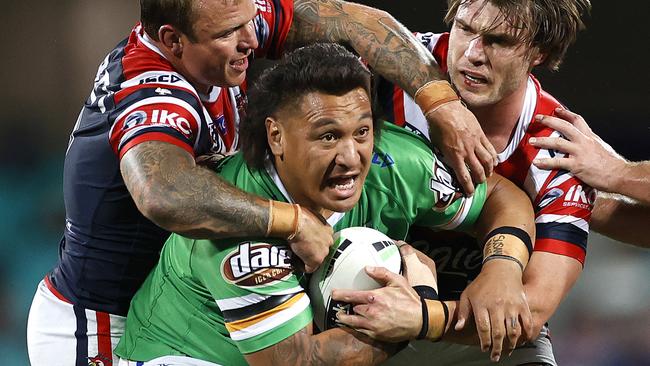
240, 43, 379, 170
140, 0, 197, 41
445, 0, 591, 70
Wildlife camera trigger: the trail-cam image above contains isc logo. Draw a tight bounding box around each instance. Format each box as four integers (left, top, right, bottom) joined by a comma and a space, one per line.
138, 74, 182, 84
221, 242, 293, 287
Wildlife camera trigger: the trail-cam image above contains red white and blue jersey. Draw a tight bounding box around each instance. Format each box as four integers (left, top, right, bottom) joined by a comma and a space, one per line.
378, 32, 594, 299
50, 0, 294, 316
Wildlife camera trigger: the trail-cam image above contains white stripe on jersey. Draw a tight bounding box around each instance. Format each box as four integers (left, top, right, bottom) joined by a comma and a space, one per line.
497, 77, 537, 163
139, 29, 166, 59
119, 70, 195, 92
536, 214, 589, 233
228, 293, 310, 341
437, 195, 474, 230
546, 170, 573, 189
523, 131, 567, 200
216, 286, 305, 311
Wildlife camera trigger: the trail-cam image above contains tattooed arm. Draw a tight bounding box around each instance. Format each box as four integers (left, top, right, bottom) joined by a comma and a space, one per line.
120, 141, 332, 270
245, 323, 395, 366
121, 141, 268, 238
286, 0, 497, 194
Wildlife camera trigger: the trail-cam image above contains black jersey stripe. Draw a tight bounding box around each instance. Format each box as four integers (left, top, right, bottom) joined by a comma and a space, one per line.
222, 293, 297, 323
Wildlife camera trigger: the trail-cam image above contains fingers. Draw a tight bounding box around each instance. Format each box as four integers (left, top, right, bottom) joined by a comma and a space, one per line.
489, 309, 505, 362
466, 153, 487, 188
520, 304, 535, 342
481, 134, 499, 168
504, 314, 521, 356
529, 134, 577, 156
449, 155, 475, 196
331, 289, 376, 305
532, 156, 572, 171
455, 293, 471, 331
477, 134, 498, 177
473, 307, 492, 353
364, 265, 406, 287
554, 108, 592, 135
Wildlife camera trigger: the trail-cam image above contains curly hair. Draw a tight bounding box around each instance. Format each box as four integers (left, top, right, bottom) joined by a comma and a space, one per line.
445, 0, 591, 70
240, 43, 380, 170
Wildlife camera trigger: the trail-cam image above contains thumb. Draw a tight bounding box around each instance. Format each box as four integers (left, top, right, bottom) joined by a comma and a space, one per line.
455, 294, 472, 331
365, 265, 404, 287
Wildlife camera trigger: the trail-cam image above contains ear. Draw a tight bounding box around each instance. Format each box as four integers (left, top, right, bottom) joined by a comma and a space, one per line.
530, 48, 547, 68
158, 25, 183, 57
266, 117, 285, 159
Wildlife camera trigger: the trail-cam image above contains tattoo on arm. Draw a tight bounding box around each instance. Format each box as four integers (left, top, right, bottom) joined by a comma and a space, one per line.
120, 141, 268, 238
249, 327, 392, 366
287, 0, 445, 95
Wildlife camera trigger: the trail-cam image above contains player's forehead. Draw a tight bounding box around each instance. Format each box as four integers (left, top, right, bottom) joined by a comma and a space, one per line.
457, 0, 529, 40
192, 0, 256, 34
295, 89, 372, 126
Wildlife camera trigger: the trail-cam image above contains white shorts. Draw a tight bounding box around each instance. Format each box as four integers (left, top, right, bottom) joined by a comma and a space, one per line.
385, 326, 556, 366
27, 277, 126, 366
118, 356, 222, 366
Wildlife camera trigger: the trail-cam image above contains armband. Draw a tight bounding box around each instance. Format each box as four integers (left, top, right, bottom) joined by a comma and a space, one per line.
414, 80, 461, 117
266, 200, 302, 240
482, 226, 532, 271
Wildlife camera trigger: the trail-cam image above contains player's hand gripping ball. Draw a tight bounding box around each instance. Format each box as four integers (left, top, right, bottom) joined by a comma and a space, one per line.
309, 227, 402, 331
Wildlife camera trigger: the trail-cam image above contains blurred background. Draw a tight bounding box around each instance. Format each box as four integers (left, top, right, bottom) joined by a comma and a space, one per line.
1, 1, 648, 365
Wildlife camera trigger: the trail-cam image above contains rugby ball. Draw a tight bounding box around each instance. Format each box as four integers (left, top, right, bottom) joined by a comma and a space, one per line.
309, 227, 402, 331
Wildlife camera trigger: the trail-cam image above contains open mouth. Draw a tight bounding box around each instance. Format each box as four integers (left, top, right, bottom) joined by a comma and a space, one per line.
462, 71, 488, 85
326, 175, 358, 198
230, 57, 249, 72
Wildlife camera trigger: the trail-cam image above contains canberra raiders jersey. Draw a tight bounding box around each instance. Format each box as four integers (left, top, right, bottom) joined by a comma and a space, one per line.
378, 32, 594, 300
115, 123, 487, 364
49, 0, 294, 316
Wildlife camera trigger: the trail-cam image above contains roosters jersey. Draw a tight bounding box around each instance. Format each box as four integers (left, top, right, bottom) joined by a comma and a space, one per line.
378, 32, 594, 299
50, 0, 294, 316
115, 123, 487, 365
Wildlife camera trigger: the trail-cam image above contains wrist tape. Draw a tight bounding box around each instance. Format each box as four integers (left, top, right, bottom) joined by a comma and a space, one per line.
266, 200, 301, 240
482, 226, 532, 271
414, 80, 460, 117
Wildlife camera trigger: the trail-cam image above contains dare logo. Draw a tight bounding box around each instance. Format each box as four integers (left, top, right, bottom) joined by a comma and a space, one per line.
221, 242, 293, 287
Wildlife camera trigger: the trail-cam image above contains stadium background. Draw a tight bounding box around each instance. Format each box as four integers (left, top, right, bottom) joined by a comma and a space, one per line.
1, 1, 648, 364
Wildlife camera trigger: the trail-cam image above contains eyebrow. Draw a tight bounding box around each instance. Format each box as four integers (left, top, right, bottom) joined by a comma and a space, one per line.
455, 17, 516, 43
311, 111, 373, 129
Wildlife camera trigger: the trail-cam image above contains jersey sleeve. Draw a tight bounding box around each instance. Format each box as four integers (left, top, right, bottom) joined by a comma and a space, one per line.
193, 237, 312, 354
530, 159, 593, 265
252, 0, 294, 59
108, 82, 205, 159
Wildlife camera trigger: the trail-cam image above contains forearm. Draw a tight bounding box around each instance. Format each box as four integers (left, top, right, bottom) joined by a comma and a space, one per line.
246, 327, 393, 366
289, 0, 444, 95
476, 174, 535, 241
591, 192, 650, 248
522, 252, 582, 334
609, 161, 650, 205
121, 141, 268, 238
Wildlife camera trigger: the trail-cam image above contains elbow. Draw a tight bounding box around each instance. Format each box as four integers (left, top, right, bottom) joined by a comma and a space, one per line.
135, 189, 181, 232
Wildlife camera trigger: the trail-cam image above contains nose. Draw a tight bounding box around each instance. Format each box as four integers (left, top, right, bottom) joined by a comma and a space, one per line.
464, 37, 486, 65
238, 19, 259, 53
335, 138, 361, 168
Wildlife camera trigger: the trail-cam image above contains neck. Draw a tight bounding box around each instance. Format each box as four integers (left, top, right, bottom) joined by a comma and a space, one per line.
272, 160, 333, 219
152, 40, 211, 95
470, 83, 528, 153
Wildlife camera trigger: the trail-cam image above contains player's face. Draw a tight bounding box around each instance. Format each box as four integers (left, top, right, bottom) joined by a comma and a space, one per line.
272, 88, 374, 215
446, 0, 543, 109
180, 0, 258, 91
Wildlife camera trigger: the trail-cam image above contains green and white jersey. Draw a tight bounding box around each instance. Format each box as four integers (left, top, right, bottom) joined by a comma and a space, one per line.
115, 123, 487, 365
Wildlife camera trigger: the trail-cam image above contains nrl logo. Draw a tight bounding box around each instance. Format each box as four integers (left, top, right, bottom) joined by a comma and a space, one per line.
221, 242, 293, 287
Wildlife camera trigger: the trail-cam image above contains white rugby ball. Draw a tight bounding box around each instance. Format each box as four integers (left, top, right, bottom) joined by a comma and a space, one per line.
309, 226, 402, 331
